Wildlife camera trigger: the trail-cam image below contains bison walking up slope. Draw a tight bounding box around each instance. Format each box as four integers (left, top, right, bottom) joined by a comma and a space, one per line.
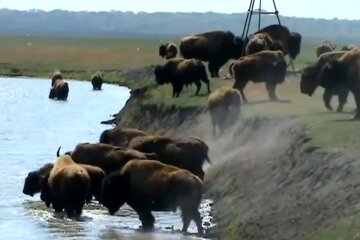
179, 30, 245, 78
231, 50, 287, 102
208, 87, 241, 136
154, 58, 210, 97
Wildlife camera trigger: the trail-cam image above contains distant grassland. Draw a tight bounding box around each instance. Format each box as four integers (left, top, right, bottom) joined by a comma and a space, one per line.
0, 35, 317, 78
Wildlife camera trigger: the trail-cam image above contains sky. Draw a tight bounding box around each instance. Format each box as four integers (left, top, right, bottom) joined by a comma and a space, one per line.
0, 0, 359, 20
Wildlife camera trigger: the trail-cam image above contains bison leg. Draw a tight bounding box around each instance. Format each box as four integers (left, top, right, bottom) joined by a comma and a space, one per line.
192, 210, 204, 236
195, 81, 201, 96
352, 91, 360, 120
233, 82, 248, 103
136, 209, 155, 230
323, 89, 333, 111
208, 62, 219, 78
337, 87, 349, 113
265, 81, 278, 101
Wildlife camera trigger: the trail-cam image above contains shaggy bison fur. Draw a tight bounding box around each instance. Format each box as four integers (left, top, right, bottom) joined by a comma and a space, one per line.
230, 50, 287, 102
208, 87, 241, 136
99, 127, 149, 147
300, 51, 350, 112
154, 58, 210, 97
179, 30, 245, 77
128, 135, 211, 180
101, 160, 204, 236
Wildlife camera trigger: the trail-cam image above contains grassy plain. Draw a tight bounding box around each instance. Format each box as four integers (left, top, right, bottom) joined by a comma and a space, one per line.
2, 35, 359, 238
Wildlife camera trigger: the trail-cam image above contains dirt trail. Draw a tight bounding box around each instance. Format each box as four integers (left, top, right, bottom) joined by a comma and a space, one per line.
177, 114, 360, 240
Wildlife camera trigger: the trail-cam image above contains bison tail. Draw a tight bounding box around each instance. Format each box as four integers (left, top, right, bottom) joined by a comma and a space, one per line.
56, 146, 61, 157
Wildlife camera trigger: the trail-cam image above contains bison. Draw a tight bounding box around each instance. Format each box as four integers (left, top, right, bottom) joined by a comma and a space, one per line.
99, 127, 149, 147
179, 30, 245, 78
23, 162, 104, 204
316, 40, 336, 57
318, 50, 360, 119
128, 135, 211, 180
91, 71, 104, 90
57, 143, 157, 174
254, 24, 302, 61
245, 32, 278, 55
231, 50, 287, 102
300, 51, 350, 112
208, 87, 241, 136
101, 160, 204, 236
154, 58, 210, 97
159, 42, 178, 59
341, 44, 360, 52
49, 71, 69, 101
44, 155, 90, 217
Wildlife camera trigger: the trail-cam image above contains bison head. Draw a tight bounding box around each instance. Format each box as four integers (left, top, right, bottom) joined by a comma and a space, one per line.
23, 164, 53, 197
288, 32, 302, 60
300, 65, 320, 96
231, 36, 246, 59
154, 65, 168, 85
159, 44, 167, 58
101, 172, 129, 215
99, 129, 111, 144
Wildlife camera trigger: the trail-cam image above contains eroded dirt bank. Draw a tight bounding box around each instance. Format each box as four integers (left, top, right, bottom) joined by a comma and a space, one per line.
115, 74, 360, 240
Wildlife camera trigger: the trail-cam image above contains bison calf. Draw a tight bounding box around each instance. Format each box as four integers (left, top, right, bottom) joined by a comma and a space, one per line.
101, 160, 204, 236
154, 58, 210, 97
231, 50, 287, 102
208, 87, 241, 136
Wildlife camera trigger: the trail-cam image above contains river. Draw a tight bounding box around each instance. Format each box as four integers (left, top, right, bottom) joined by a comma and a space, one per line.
0, 77, 213, 240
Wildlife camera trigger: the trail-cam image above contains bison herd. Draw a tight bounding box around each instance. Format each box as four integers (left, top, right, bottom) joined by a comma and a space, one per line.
48, 71, 104, 101
23, 127, 211, 236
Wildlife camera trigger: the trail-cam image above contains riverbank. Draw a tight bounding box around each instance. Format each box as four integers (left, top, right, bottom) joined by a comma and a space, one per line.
114, 66, 360, 240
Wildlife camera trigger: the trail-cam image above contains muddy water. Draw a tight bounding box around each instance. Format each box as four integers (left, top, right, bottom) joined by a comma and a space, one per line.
0, 77, 214, 240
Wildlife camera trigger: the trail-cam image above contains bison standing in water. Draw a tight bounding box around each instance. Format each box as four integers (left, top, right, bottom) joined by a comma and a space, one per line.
318, 50, 360, 119
101, 160, 204, 236
179, 30, 245, 78
154, 58, 210, 97
43, 155, 90, 217
208, 87, 241, 136
91, 71, 103, 90
159, 42, 178, 59
300, 51, 350, 112
49, 71, 69, 101
230, 50, 287, 102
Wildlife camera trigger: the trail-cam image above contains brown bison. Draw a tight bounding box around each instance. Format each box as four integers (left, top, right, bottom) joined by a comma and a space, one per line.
318, 50, 360, 119
99, 127, 149, 147
128, 135, 211, 180
179, 30, 245, 78
23, 163, 54, 197
101, 160, 204, 236
316, 40, 336, 57
245, 32, 278, 55
230, 50, 287, 102
208, 87, 241, 136
44, 155, 90, 217
154, 58, 210, 97
300, 51, 350, 112
49, 71, 69, 101
91, 71, 103, 90
23, 162, 104, 204
254, 24, 302, 61
159, 42, 178, 59
57, 143, 157, 174
341, 44, 360, 51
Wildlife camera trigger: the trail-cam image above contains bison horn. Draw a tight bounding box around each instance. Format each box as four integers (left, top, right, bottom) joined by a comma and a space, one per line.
56, 146, 61, 157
